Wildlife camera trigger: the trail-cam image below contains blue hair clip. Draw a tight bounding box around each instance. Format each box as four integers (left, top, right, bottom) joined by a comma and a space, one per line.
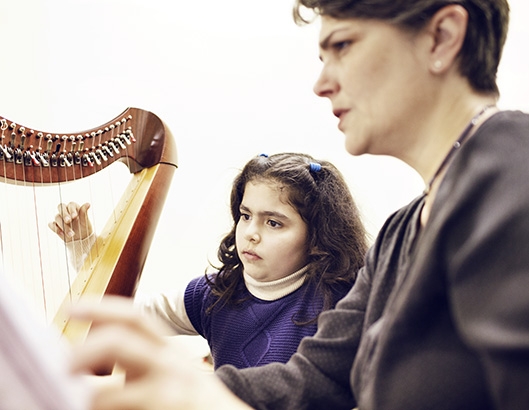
259, 153, 268, 158
309, 162, 322, 172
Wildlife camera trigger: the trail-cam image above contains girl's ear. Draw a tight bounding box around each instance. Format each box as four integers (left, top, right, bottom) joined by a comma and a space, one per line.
425, 4, 468, 74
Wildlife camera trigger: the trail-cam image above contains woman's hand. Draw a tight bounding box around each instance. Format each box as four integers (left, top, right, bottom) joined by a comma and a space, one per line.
48, 202, 93, 242
69, 296, 251, 410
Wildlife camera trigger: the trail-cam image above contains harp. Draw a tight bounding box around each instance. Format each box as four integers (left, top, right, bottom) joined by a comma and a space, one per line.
0, 107, 177, 342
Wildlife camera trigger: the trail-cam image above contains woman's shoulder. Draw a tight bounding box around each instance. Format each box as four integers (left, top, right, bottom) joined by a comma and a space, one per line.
450, 109, 529, 181
487, 109, 529, 122
433, 109, 529, 222
478, 109, 529, 140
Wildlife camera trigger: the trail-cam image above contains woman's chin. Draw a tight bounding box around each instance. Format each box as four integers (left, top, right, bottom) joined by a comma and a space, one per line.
344, 140, 369, 157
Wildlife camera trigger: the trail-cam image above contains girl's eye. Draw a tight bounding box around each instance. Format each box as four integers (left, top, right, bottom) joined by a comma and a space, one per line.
267, 220, 281, 228
240, 213, 250, 221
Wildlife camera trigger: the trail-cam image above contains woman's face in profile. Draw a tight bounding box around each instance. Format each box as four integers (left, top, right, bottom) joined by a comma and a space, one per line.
313, 16, 434, 160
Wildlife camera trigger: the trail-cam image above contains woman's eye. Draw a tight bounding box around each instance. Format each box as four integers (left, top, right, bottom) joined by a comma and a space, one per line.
332, 40, 351, 53
240, 213, 250, 221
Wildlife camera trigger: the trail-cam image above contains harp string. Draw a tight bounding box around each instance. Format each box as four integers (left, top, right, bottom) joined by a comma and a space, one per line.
0, 126, 129, 326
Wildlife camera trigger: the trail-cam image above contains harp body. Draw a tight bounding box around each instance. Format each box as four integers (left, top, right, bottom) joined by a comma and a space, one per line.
0, 107, 177, 341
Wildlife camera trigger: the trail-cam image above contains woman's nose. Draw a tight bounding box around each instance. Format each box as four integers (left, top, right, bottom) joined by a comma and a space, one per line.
313, 64, 337, 98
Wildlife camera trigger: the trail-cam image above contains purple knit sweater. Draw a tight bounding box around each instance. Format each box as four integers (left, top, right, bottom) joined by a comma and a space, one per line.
184, 275, 339, 369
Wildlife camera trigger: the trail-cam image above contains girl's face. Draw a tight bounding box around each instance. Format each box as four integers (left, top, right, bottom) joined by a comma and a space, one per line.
314, 16, 433, 161
235, 180, 309, 282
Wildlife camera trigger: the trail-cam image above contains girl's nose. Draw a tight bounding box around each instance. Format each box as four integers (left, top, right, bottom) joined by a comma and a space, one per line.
245, 222, 260, 243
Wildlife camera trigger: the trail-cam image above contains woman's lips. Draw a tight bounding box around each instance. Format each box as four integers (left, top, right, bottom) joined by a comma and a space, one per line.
334, 108, 349, 130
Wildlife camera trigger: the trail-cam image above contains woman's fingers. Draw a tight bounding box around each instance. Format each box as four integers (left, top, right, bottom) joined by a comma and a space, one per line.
69, 296, 252, 410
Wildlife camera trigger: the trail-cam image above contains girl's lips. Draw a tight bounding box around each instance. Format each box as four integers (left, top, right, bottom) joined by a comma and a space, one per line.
242, 250, 261, 261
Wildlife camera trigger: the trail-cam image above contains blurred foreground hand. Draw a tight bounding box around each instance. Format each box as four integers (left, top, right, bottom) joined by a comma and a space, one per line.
69, 296, 251, 410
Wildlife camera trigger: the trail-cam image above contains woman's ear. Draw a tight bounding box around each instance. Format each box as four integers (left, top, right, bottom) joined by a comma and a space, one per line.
426, 4, 468, 74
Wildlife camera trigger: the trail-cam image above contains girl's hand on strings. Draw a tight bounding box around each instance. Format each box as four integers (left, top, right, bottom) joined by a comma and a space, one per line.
48, 202, 93, 242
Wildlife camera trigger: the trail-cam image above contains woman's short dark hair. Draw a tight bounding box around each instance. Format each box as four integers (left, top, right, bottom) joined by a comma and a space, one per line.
293, 0, 510, 95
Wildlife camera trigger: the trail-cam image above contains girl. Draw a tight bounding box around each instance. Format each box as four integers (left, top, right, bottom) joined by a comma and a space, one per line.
51, 152, 368, 369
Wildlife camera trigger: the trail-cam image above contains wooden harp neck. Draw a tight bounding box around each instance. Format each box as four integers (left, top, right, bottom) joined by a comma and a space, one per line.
0, 107, 177, 340
0, 107, 176, 182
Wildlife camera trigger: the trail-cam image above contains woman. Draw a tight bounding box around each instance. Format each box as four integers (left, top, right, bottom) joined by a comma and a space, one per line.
70, 1, 529, 409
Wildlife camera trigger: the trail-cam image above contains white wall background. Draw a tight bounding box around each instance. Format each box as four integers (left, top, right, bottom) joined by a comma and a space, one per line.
0, 0, 527, 301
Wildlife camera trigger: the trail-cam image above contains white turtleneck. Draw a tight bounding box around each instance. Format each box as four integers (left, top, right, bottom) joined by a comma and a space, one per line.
243, 265, 308, 301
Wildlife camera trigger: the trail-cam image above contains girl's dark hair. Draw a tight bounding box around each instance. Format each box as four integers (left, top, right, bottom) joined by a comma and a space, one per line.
293, 0, 509, 95
206, 153, 369, 321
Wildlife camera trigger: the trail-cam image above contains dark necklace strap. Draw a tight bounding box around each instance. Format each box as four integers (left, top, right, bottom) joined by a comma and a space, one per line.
424, 105, 494, 195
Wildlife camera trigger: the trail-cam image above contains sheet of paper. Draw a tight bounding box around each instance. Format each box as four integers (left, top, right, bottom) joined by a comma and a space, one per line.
0, 272, 91, 410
